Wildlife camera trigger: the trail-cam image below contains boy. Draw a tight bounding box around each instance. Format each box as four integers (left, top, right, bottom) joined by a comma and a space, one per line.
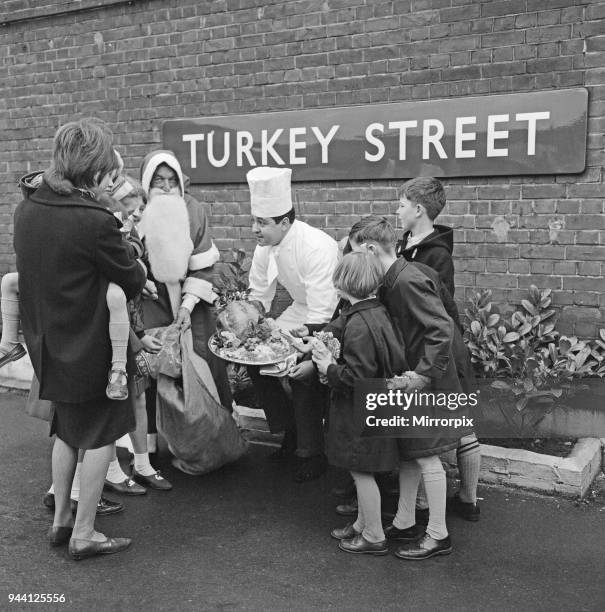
396, 178, 481, 521
354, 216, 472, 560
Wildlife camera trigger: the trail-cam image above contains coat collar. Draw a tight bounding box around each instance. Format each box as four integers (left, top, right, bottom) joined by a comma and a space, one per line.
29, 181, 111, 214
382, 258, 410, 289
342, 297, 383, 318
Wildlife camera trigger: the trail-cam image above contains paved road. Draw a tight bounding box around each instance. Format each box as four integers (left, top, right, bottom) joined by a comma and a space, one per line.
0, 390, 603, 612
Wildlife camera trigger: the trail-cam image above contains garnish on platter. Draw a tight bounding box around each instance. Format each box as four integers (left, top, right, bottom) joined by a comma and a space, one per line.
208, 299, 298, 365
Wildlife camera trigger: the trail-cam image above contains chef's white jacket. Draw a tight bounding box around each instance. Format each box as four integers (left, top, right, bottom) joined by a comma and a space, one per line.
248, 220, 339, 332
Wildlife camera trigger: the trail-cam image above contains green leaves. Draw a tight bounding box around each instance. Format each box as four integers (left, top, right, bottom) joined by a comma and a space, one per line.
464, 285, 605, 418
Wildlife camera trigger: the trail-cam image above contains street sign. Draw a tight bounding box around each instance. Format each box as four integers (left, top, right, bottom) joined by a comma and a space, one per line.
163, 89, 588, 183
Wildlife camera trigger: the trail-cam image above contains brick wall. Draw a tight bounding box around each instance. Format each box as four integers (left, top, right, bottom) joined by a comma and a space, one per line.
1, 0, 605, 336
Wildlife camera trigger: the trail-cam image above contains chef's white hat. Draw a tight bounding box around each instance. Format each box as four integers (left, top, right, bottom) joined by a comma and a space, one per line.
247, 167, 293, 218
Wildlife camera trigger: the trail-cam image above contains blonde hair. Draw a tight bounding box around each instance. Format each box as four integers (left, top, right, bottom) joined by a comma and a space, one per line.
333, 251, 384, 300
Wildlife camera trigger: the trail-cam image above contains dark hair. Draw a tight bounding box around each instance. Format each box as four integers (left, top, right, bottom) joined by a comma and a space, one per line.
399, 177, 446, 220
333, 251, 384, 299
271, 208, 296, 225
52, 118, 117, 189
348, 215, 387, 245
354, 216, 397, 248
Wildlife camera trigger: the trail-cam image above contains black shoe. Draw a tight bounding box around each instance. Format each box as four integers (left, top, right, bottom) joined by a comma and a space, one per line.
0, 343, 26, 368
132, 469, 173, 491
415, 507, 430, 525
447, 493, 480, 522
70, 496, 124, 516
68, 536, 132, 561
268, 429, 297, 462
43, 492, 55, 510
104, 478, 147, 496
384, 523, 424, 542
330, 522, 360, 541
48, 526, 73, 547
339, 534, 388, 556
335, 496, 358, 516
394, 533, 452, 560
293, 454, 327, 483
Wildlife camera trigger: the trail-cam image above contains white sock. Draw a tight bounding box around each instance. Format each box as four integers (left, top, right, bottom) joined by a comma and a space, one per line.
48, 484, 54, 495
351, 471, 384, 543
418, 455, 448, 540
0, 296, 20, 353
134, 452, 156, 477
70, 463, 82, 501
416, 479, 429, 510
394, 460, 421, 530
105, 458, 129, 483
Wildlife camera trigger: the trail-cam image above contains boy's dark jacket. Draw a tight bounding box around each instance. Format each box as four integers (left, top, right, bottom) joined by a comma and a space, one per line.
379, 258, 473, 458
397, 224, 463, 330
397, 225, 455, 297
15, 170, 146, 402
323, 298, 407, 473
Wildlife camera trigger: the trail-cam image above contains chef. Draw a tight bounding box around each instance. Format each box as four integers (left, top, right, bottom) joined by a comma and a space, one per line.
247, 166, 339, 483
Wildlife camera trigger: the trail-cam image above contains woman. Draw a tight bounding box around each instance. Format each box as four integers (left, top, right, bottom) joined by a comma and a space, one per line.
14, 118, 147, 560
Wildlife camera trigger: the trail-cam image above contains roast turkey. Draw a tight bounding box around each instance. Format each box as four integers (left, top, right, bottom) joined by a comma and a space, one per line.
216, 300, 264, 341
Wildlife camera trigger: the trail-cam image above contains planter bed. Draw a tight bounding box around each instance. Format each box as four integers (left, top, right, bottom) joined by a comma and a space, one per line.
443, 438, 603, 498
480, 437, 576, 458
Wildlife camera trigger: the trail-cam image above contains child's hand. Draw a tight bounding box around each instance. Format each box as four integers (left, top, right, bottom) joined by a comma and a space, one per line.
142, 280, 158, 301
289, 326, 309, 338
312, 348, 335, 376
288, 360, 315, 381
388, 371, 430, 392
294, 337, 314, 355
310, 339, 330, 359
140, 335, 162, 354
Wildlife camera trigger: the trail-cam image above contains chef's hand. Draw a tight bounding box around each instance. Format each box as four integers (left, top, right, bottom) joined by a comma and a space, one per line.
140, 335, 162, 354
142, 280, 158, 301
288, 360, 315, 381
290, 326, 309, 338
174, 307, 191, 331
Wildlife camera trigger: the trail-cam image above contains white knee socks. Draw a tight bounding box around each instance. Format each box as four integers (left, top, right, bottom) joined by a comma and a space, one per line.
106, 283, 129, 372
395, 456, 448, 540
393, 460, 422, 530
350, 471, 385, 543
0, 296, 20, 353
418, 455, 448, 540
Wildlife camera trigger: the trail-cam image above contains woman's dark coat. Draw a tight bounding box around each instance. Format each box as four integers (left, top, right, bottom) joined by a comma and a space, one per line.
324, 299, 407, 473
14, 176, 146, 403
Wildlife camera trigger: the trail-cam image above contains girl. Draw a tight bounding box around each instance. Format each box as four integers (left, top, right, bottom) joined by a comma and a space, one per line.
311, 251, 407, 556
